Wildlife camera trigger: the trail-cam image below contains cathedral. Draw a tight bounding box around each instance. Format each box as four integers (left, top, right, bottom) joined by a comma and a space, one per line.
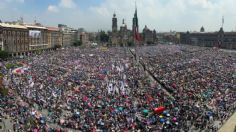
110, 5, 157, 46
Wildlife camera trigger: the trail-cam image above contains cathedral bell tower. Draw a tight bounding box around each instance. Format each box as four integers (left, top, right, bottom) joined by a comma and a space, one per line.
112, 13, 118, 32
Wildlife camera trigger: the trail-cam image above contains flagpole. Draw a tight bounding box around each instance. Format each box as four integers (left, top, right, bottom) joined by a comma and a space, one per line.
222, 16, 224, 28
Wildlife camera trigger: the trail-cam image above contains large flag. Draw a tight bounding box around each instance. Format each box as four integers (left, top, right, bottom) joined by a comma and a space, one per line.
134, 26, 141, 41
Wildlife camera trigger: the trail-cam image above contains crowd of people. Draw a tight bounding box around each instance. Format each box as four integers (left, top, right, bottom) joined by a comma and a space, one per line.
138, 45, 236, 131
0, 45, 235, 132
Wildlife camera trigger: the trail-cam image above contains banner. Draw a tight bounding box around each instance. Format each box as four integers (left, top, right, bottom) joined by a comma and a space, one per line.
29, 30, 41, 38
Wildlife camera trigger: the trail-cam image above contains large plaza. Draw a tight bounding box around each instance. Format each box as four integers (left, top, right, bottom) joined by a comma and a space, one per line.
0, 44, 235, 132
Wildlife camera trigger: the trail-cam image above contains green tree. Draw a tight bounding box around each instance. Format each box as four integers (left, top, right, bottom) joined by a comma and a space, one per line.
5, 63, 15, 70
73, 40, 82, 47
100, 31, 109, 43
0, 50, 9, 60
147, 41, 153, 45
127, 41, 135, 47
54, 44, 62, 49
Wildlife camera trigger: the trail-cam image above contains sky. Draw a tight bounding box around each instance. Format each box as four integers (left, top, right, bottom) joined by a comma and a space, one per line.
0, 0, 236, 32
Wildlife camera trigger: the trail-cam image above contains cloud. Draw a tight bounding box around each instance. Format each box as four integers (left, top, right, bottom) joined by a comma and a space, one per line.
1, 0, 236, 32
59, 0, 76, 8
48, 5, 59, 13
88, 0, 236, 32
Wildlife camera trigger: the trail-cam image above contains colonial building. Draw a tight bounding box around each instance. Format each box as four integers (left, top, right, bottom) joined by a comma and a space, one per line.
58, 24, 78, 47
180, 27, 236, 50
110, 4, 157, 46
142, 25, 157, 44
0, 20, 66, 56
46, 27, 62, 49
80, 32, 89, 45
25, 23, 48, 51
112, 13, 118, 33
132, 5, 140, 43
0, 23, 29, 56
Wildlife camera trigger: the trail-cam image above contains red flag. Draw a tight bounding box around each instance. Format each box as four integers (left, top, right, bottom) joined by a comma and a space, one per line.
134, 26, 141, 41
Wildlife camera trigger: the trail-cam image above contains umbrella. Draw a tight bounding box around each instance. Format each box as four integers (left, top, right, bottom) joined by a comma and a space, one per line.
174, 107, 179, 111
33, 128, 38, 132
154, 106, 165, 114
166, 121, 170, 124
16, 69, 21, 73
160, 118, 165, 123
173, 117, 177, 122
163, 110, 168, 115
60, 119, 65, 124
159, 115, 164, 118
40, 116, 46, 124
118, 107, 123, 111
143, 109, 149, 113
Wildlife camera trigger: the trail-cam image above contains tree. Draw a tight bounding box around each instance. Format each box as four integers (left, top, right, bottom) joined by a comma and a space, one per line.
54, 44, 62, 49
0, 50, 9, 60
127, 41, 135, 47
99, 31, 109, 43
147, 41, 153, 45
5, 63, 15, 70
73, 40, 82, 47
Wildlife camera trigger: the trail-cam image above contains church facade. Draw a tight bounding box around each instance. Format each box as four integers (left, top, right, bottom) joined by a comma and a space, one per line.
110, 6, 157, 47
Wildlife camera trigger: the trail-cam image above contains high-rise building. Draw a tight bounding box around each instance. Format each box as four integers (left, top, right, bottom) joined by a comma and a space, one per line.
112, 13, 118, 33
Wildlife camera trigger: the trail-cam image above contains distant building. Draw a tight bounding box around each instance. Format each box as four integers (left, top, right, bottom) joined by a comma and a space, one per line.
25, 23, 48, 51
80, 32, 89, 45
110, 3, 157, 46
132, 4, 140, 43
179, 27, 236, 49
46, 27, 62, 49
112, 13, 118, 33
0, 23, 29, 56
0, 20, 65, 56
142, 25, 157, 44
58, 24, 77, 47
200, 26, 205, 32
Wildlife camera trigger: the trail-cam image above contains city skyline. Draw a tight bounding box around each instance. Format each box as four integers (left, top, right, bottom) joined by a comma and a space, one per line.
1, 0, 236, 32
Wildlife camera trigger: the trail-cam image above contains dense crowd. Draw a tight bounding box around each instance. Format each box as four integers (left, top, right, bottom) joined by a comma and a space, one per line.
139, 45, 236, 131
0, 45, 235, 132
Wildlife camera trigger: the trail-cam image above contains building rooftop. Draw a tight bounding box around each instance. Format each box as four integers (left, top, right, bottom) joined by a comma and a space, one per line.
46, 27, 59, 31
24, 24, 47, 29
0, 23, 27, 29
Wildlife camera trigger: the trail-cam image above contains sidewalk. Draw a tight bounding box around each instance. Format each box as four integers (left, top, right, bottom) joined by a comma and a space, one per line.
218, 112, 236, 132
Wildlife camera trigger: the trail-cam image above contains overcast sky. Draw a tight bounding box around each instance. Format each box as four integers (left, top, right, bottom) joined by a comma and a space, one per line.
0, 0, 236, 32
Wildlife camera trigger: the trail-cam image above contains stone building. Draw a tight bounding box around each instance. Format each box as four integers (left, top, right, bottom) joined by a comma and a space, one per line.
110, 4, 157, 47
180, 27, 236, 49
112, 13, 118, 33
25, 24, 48, 51
58, 24, 77, 47
0, 23, 29, 56
46, 27, 62, 49
80, 32, 89, 45
142, 25, 157, 44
